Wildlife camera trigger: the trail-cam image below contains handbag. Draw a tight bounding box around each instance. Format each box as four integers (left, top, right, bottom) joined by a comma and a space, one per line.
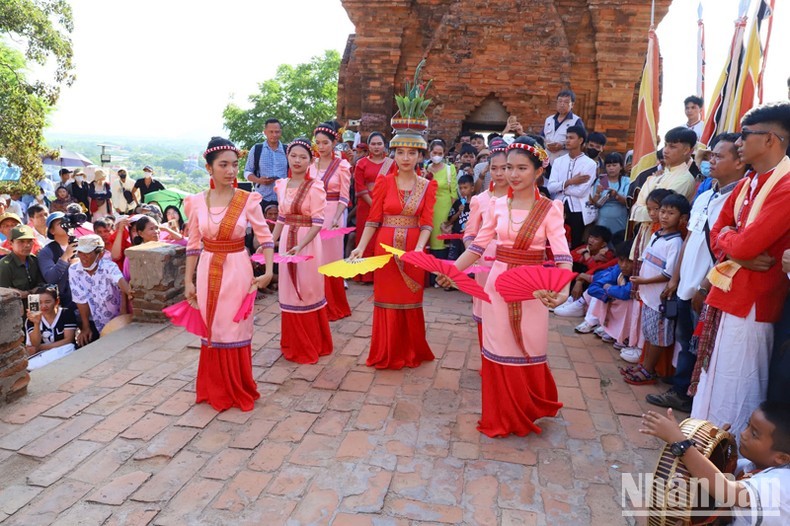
659, 296, 679, 320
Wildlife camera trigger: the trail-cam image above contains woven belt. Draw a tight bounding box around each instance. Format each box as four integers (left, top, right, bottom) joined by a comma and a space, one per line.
284, 214, 312, 227
382, 215, 419, 228
326, 192, 340, 202
202, 238, 246, 254
495, 246, 544, 266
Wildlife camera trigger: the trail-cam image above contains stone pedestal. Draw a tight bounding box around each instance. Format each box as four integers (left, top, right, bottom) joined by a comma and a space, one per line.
0, 289, 29, 404
126, 242, 186, 323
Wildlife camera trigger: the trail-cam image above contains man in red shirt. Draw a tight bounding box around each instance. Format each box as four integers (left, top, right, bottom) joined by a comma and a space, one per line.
690, 101, 790, 440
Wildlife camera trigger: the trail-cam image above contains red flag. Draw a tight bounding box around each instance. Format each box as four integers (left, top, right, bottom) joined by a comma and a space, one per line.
630, 28, 660, 181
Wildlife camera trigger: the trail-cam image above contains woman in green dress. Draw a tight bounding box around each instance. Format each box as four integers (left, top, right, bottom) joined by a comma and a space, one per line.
426, 139, 458, 259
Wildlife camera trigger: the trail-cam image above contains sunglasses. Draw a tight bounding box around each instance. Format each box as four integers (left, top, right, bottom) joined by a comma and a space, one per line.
741, 128, 785, 142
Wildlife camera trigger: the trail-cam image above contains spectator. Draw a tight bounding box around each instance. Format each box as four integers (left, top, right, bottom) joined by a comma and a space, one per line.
0, 213, 42, 256
0, 226, 44, 300
163, 205, 186, 236
628, 147, 663, 209
50, 186, 77, 213
554, 225, 615, 317
244, 118, 288, 211
89, 168, 113, 219
684, 95, 705, 140
426, 139, 458, 262
0, 195, 6, 217
647, 132, 746, 413
473, 148, 491, 194
58, 168, 73, 191
122, 215, 182, 280
456, 143, 477, 172
69, 234, 133, 346
111, 168, 138, 214
24, 285, 77, 370
586, 131, 607, 174
542, 88, 585, 165
470, 133, 486, 152
446, 174, 475, 260
27, 204, 50, 248
37, 175, 56, 204
134, 166, 165, 202
592, 152, 630, 237
547, 125, 598, 248
37, 212, 78, 310
92, 219, 113, 247
8, 191, 27, 222
690, 101, 790, 439
69, 169, 91, 214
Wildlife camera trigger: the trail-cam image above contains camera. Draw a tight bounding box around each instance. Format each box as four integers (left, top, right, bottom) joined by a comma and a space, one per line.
60, 212, 87, 244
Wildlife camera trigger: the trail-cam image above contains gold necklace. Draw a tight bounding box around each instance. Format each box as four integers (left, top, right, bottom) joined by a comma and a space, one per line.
507, 198, 533, 232
205, 189, 234, 225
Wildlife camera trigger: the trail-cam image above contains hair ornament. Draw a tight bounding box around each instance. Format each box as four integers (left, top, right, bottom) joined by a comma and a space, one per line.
314, 126, 339, 141
507, 142, 550, 168
203, 145, 240, 159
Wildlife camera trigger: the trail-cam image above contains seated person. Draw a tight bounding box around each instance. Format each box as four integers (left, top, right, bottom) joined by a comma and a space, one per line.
69, 235, 134, 346
37, 212, 78, 311
0, 212, 42, 257
92, 219, 114, 247
446, 175, 474, 260
0, 226, 44, 301
641, 402, 790, 525
554, 225, 615, 317
25, 286, 77, 370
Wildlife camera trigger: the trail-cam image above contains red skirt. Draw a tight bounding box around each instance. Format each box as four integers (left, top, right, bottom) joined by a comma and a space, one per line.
196, 344, 260, 412
477, 358, 563, 438
324, 276, 351, 321
367, 305, 434, 369
477, 322, 483, 351
281, 307, 333, 364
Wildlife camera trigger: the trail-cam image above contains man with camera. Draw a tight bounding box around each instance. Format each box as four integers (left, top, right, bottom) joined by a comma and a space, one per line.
37, 212, 79, 312
0, 226, 45, 301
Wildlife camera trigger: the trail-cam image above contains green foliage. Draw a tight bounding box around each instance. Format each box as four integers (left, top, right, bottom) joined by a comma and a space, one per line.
394, 58, 432, 119
223, 50, 341, 149
0, 0, 75, 193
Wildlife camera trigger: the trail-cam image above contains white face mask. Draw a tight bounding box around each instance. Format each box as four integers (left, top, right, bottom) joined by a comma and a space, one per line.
75, 176, 84, 183
81, 255, 99, 272
431, 156, 444, 164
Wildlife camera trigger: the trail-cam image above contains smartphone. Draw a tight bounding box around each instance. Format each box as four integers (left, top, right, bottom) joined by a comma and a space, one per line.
599, 175, 609, 190
28, 294, 40, 312
168, 219, 179, 230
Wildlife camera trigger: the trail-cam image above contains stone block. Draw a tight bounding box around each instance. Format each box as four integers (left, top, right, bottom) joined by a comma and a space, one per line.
126, 243, 186, 323
0, 288, 29, 406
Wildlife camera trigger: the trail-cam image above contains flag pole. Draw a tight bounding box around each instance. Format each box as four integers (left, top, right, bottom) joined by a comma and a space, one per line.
651, 0, 656, 27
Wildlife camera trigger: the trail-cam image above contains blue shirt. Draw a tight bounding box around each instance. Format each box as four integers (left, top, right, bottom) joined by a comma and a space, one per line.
244, 141, 288, 202
693, 176, 714, 202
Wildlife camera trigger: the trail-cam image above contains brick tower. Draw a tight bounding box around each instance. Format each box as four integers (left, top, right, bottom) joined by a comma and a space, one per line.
338, 0, 671, 152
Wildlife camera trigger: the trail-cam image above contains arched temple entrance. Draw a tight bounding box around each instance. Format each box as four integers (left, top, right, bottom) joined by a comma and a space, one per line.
462, 95, 509, 135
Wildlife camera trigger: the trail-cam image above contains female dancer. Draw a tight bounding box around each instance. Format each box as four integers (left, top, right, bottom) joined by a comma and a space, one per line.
311, 121, 352, 321
440, 136, 572, 437
426, 139, 457, 261
184, 137, 274, 412
463, 139, 509, 349
271, 139, 332, 363
349, 138, 437, 369
353, 132, 392, 283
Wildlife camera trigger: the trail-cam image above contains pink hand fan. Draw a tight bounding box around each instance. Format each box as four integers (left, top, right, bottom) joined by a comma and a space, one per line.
495, 266, 577, 302
465, 265, 490, 274
320, 227, 355, 239
162, 300, 207, 337
265, 219, 276, 225
400, 251, 490, 302
251, 254, 266, 264
437, 233, 464, 240
274, 254, 314, 264
233, 292, 257, 323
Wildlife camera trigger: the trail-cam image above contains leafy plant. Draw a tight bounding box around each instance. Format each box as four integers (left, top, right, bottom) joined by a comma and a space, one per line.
394, 59, 433, 119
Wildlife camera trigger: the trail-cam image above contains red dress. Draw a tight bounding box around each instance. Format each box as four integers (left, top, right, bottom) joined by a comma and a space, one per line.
365, 172, 437, 369
354, 156, 392, 283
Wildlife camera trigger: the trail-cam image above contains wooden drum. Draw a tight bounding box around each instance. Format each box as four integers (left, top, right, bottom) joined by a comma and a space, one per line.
648, 418, 738, 526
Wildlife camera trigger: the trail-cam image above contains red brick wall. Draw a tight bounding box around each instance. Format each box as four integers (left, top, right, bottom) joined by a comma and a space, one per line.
338, 0, 670, 153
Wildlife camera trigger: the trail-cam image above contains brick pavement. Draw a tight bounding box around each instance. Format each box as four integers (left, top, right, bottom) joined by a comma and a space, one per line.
0, 283, 674, 525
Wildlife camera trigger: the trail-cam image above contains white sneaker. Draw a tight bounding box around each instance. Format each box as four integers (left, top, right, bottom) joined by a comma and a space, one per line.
574, 321, 598, 334
620, 347, 642, 363
554, 297, 585, 317
593, 325, 606, 338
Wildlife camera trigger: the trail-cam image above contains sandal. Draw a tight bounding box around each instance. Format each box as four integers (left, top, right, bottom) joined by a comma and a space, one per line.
618, 365, 641, 376
623, 365, 657, 385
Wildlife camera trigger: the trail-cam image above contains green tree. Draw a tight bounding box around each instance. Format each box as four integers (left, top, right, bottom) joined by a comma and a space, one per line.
1, 0, 75, 193
223, 50, 341, 148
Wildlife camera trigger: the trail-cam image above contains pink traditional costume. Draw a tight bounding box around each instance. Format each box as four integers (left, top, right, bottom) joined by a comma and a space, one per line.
311, 125, 352, 321
184, 189, 274, 412
464, 189, 496, 349
275, 176, 333, 364
468, 177, 571, 437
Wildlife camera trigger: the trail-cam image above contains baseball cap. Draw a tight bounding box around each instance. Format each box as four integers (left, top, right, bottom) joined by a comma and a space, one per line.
46, 212, 65, 230
76, 234, 104, 253
143, 165, 154, 173
59, 168, 73, 176
9, 225, 35, 241
0, 212, 22, 226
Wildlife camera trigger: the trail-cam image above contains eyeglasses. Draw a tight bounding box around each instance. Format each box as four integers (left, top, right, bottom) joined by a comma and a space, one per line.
741, 128, 786, 142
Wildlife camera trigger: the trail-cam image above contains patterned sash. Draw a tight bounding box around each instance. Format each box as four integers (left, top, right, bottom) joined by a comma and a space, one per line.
507, 197, 552, 356
285, 179, 315, 300
205, 190, 249, 347
320, 157, 342, 187
393, 176, 429, 293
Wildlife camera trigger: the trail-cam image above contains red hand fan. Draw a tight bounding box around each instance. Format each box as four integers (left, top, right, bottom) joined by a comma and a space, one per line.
274, 254, 314, 264
400, 251, 490, 302
233, 292, 257, 323
437, 233, 464, 240
162, 300, 207, 337
320, 227, 355, 239
494, 266, 577, 302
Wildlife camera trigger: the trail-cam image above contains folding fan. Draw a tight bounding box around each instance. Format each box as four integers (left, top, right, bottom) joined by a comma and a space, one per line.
436, 233, 464, 240
233, 292, 258, 323
250, 254, 266, 265
319, 254, 393, 279
400, 251, 490, 302
465, 265, 490, 274
380, 243, 405, 257
320, 227, 355, 239
274, 254, 314, 264
265, 219, 276, 225
494, 266, 577, 302
162, 300, 207, 337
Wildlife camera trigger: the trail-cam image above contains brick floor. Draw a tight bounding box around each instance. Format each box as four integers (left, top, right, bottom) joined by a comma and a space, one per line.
0, 283, 671, 525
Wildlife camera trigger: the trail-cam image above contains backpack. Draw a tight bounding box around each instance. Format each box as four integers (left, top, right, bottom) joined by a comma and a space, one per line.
252, 142, 288, 177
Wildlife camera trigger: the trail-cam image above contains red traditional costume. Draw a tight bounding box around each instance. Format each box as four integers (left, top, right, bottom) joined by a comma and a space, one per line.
353, 155, 394, 283
184, 190, 274, 412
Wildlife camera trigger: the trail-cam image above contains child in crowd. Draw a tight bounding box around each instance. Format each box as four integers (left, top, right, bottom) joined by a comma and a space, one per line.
621, 193, 689, 385
575, 240, 634, 347
640, 402, 790, 525
446, 175, 474, 260
554, 225, 615, 317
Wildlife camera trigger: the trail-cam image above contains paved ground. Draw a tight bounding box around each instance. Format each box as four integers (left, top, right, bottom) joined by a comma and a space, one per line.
0, 283, 674, 526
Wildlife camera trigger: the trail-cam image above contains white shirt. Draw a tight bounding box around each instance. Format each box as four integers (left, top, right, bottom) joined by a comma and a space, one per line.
111, 177, 137, 213
639, 230, 683, 310
687, 120, 704, 141
547, 152, 598, 220
732, 460, 790, 526
69, 257, 123, 333
542, 112, 583, 164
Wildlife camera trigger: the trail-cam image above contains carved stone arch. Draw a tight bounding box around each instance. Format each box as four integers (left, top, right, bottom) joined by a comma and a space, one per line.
463, 94, 511, 132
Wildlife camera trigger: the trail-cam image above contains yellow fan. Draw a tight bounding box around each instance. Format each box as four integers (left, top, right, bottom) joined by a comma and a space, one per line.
319, 254, 393, 278
380, 243, 405, 256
